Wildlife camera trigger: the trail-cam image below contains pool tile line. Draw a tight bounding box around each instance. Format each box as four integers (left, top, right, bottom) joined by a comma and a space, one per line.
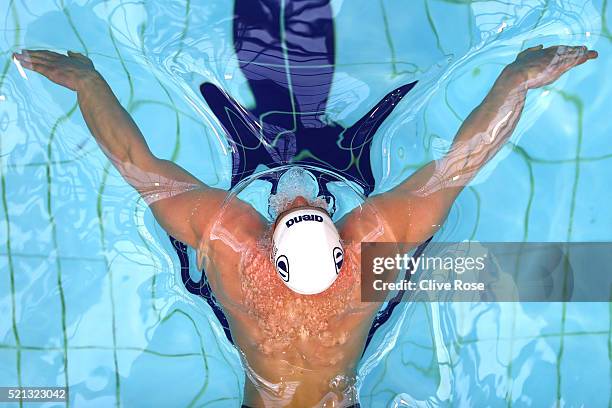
399, 341, 441, 379
601, 0, 611, 41
136, 23, 184, 164
95, 161, 121, 408
171, 0, 191, 66
549, 87, 584, 407
504, 143, 536, 407
109, 26, 134, 109
131, 196, 166, 322
467, 186, 481, 239
46, 103, 79, 408
128, 99, 207, 128
6, 96, 214, 169
424, 0, 446, 57
0, 327, 607, 354
60, 0, 89, 55
367, 343, 394, 407
509, 145, 535, 241
517, 149, 612, 165
199, 299, 243, 396
1, 118, 23, 408
0, 343, 205, 358
0, 2, 23, 407
12, 139, 608, 171
135, 21, 184, 321
0, 252, 106, 262
96, 1, 198, 397
379, 0, 429, 78
197, 396, 242, 407
102, 10, 149, 404
41, 0, 97, 402
366, 304, 436, 404
379, 0, 399, 77
160, 309, 211, 407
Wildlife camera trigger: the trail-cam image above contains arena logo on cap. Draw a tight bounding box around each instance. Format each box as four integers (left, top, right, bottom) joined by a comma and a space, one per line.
285, 214, 324, 228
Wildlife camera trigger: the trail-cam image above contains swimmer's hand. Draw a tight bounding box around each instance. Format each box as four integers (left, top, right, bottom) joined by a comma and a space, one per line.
13, 50, 99, 91
505, 44, 598, 89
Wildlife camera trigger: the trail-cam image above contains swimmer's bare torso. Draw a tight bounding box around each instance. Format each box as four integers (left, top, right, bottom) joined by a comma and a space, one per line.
16, 43, 596, 407
199, 196, 392, 406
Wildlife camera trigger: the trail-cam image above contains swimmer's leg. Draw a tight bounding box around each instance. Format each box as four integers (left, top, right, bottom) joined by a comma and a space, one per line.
233, 0, 295, 129
281, 0, 335, 127
295, 81, 419, 196
233, 0, 336, 129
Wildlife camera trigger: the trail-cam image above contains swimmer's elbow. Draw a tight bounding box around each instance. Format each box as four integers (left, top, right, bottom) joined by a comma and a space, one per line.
405, 220, 442, 244
124, 143, 157, 170
385, 196, 448, 243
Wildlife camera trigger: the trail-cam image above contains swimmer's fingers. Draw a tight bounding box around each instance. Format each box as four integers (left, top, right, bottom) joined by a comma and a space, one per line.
550, 46, 598, 79
15, 49, 91, 66
13, 52, 51, 72
559, 46, 598, 67
19, 61, 53, 79
13, 52, 76, 90
13, 50, 59, 72
518, 44, 597, 64
20, 49, 65, 62
586, 49, 598, 59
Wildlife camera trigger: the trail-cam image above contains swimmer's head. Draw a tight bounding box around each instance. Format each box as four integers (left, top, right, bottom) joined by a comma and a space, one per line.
272, 196, 344, 295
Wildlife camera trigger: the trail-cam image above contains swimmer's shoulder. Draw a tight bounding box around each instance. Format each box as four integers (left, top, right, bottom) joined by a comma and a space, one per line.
196, 194, 267, 266
336, 202, 398, 244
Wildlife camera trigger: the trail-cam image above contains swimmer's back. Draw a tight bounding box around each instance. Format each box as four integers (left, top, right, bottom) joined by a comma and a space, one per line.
196, 198, 390, 405
207, 238, 377, 406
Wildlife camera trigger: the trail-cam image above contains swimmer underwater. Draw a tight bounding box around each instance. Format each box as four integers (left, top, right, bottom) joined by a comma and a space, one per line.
13, 43, 597, 407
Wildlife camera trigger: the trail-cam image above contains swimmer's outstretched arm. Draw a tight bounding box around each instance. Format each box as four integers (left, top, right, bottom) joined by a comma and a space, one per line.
13, 50, 231, 248
362, 45, 597, 243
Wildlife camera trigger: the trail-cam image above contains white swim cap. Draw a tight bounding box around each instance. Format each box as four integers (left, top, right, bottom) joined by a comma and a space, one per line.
272, 207, 344, 294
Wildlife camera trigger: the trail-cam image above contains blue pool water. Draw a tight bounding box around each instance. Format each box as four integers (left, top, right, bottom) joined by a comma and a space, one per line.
1, 0, 611, 406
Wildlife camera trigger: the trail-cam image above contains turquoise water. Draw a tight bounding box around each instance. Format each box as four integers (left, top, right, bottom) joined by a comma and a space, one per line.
0, 0, 610, 407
